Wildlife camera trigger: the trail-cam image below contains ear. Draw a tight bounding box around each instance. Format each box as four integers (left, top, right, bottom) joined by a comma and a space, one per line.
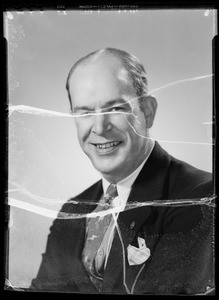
143, 95, 157, 128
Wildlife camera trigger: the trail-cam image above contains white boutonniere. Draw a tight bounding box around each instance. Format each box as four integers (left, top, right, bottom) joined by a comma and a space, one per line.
127, 237, 151, 266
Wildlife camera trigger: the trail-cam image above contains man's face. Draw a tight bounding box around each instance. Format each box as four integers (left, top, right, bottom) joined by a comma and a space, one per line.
68, 59, 152, 182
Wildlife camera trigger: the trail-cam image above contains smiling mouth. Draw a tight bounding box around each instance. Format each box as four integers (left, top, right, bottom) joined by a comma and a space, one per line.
91, 141, 122, 152
94, 141, 121, 149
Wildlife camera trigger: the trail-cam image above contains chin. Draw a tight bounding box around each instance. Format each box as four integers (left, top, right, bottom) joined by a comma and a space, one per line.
87, 151, 127, 176
95, 165, 116, 175
92, 161, 119, 176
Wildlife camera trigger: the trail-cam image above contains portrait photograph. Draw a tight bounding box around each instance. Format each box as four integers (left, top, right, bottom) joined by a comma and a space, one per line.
4, 7, 216, 295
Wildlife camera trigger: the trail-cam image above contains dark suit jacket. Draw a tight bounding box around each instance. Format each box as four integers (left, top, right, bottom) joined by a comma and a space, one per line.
30, 142, 215, 295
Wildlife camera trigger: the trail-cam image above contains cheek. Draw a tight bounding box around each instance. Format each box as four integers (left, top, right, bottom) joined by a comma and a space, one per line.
75, 119, 91, 141
131, 112, 147, 136
122, 115, 147, 148
121, 113, 146, 134
113, 113, 135, 129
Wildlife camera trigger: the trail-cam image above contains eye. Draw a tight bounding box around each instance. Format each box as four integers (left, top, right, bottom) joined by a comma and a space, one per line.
75, 110, 94, 116
110, 106, 124, 112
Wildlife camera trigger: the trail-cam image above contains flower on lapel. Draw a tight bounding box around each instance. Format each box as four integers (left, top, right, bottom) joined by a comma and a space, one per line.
127, 237, 151, 266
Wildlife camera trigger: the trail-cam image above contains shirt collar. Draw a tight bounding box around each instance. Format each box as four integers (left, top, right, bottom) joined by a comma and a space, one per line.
102, 140, 155, 197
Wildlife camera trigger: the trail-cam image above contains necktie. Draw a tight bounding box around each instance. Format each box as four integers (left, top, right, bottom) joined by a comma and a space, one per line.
82, 184, 118, 284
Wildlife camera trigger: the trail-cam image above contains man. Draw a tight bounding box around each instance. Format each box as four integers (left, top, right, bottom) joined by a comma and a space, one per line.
30, 48, 214, 294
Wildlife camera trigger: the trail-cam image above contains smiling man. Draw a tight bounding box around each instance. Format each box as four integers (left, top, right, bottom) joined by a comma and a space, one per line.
30, 48, 214, 295
67, 50, 156, 183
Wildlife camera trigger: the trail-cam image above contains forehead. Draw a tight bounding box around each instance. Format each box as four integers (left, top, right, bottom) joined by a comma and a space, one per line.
68, 59, 137, 107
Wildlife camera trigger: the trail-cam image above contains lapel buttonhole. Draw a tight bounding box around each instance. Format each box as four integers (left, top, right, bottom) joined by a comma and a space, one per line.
130, 221, 135, 229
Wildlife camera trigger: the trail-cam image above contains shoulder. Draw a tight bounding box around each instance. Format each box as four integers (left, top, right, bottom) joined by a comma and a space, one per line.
73, 179, 103, 200
169, 155, 212, 182
50, 180, 103, 232
167, 155, 213, 198
59, 180, 103, 215
147, 142, 213, 199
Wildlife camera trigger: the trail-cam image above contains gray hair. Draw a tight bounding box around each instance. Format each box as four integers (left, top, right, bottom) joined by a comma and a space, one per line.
66, 48, 149, 111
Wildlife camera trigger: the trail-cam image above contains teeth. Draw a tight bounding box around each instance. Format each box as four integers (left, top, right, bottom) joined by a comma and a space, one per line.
95, 142, 120, 149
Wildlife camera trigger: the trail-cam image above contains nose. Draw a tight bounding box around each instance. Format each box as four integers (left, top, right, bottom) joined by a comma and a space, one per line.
91, 113, 112, 135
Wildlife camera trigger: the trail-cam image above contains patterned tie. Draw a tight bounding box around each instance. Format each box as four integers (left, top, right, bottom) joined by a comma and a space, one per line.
82, 184, 118, 286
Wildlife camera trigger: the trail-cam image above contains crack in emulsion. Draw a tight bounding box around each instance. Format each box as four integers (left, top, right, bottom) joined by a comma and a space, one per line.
196, 286, 215, 295
5, 278, 24, 291
6, 14, 215, 293
7, 73, 215, 219
8, 181, 67, 205
124, 114, 213, 146
7, 181, 216, 220
8, 103, 213, 145
7, 73, 215, 293
8, 73, 214, 145
8, 103, 213, 146
7, 195, 216, 220
8, 73, 213, 115
148, 74, 213, 94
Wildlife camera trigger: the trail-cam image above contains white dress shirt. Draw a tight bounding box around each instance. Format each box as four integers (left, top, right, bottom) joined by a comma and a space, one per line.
94, 140, 155, 272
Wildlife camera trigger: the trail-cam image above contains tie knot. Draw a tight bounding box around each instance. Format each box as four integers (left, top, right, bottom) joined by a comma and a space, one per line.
105, 184, 118, 203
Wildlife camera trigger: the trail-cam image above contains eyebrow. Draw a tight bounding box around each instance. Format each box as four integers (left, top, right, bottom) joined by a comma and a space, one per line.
73, 98, 129, 112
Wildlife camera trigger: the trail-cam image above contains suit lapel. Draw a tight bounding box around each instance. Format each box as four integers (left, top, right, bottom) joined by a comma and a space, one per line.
102, 142, 171, 293
101, 206, 152, 293
65, 181, 104, 293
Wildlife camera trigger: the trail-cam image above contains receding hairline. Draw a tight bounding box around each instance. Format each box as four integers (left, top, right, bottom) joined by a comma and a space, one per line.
66, 48, 149, 112
66, 48, 132, 86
